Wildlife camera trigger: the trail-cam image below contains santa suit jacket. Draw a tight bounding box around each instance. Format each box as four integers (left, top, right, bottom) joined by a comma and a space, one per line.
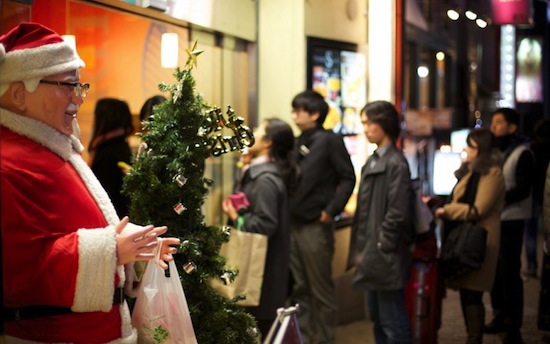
0, 109, 138, 343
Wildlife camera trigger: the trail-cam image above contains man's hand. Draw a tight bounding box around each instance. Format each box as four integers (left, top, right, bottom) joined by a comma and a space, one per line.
115, 217, 166, 266
158, 237, 180, 269
319, 211, 333, 224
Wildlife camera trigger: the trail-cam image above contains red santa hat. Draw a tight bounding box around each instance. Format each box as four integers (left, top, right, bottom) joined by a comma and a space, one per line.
0, 22, 84, 85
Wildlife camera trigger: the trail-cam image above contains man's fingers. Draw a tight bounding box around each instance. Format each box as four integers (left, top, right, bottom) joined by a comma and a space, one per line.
135, 239, 158, 253
161, 253, 175, 262
131, 225, 155, 241
163, 238, 180, 246
115, 217, 130, 234
151, 226, 168, 236
135, 253, 155, 261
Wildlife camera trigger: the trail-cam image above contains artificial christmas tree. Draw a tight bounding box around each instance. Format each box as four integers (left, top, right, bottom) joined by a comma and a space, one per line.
123, 42, 257, 344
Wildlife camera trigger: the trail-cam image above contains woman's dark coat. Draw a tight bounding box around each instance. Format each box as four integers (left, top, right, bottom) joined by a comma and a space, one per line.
238, 161, 290, 320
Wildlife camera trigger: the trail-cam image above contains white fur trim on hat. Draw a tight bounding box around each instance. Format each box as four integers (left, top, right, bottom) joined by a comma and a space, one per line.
0, 40, 84, 83
0, 23, 85, 84
0, 43, 5, 62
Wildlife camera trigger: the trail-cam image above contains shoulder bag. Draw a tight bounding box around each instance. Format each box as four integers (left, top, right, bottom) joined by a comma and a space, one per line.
440, 172, 487, 280
211, 225, 268, 307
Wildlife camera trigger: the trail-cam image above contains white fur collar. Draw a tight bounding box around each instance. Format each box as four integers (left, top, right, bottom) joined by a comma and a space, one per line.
0, 108, 84, 160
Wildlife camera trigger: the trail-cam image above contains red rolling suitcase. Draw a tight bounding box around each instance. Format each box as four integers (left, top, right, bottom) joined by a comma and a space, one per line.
405, 222, 443, 344
405, 260, 443, 344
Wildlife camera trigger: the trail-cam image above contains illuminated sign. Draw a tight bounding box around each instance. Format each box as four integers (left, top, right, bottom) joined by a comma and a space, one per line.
491, 0, 533, 26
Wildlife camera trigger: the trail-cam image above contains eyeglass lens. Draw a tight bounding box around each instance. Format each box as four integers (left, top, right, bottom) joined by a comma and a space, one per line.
75, 83, 90, 98
39, 80, 90, 98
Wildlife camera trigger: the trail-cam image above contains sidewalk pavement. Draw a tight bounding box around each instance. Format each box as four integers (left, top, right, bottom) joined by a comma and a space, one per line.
336, 237, 550, 344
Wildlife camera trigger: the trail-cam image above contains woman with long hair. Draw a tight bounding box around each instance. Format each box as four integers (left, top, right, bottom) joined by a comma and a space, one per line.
222, 118, 300, 339
435, 128, 505, 344
88, 98, 134, 217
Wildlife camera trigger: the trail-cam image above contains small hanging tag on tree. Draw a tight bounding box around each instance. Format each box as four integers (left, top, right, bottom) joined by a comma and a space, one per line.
183, 261, 196, 274
173, 202, 187, 215
173, 174, 188, 187
220, 272, 233, 286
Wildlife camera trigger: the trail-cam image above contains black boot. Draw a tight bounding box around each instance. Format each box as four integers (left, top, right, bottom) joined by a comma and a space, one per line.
465, 305, 485, 344
502, 330, 524, 344
483, 313, 505, 334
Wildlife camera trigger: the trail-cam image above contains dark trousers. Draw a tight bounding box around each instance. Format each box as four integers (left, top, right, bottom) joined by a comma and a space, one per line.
290, 221, 336, 344
524, 201, 541, 273
367, 289, 412, 344
460, 288, 485, 343
490, 219, 525, 331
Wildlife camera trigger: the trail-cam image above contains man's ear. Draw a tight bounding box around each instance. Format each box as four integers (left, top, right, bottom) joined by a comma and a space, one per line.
264, 138, 273, 150
508, 123, 518, 134
6, 82, 28, 112
310, 112, 320, 123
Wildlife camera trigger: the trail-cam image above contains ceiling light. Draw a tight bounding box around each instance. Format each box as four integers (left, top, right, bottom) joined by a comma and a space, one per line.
476, 17, 488, 28
417, 66, 430, 78
465, 10, 477, 20
161, 33, 179, 68
447, 8, 460, 20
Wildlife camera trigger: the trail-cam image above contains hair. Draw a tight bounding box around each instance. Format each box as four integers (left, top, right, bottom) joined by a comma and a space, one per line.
491, 107, 520, 126
88, 98, 134, 152
291, 90, 329, 126
361, 100, 401, 143
139, 95, 166, 122
263, 118, 301, 193
533, 118, 550, 142
464, 128, 502, 175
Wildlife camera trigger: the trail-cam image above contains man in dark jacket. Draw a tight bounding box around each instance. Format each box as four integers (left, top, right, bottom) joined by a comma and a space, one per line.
289, 90, 356, 344
524, 119, 550, 277
486, 108, 534, 344
349, 100, 412, 344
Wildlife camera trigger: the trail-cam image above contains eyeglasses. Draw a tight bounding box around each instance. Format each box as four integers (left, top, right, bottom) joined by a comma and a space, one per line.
39, 80, 90, 98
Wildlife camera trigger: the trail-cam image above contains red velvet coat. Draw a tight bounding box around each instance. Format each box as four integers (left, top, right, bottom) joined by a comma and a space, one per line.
1, 109, 137, 343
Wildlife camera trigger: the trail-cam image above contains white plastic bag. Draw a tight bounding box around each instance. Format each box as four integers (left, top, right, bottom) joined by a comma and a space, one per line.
132, 239, 197, 344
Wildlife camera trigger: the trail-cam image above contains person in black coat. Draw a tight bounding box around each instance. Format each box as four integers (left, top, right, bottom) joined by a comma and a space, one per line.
289, 90, 356, 344
524, 119, 550, 277
88, 98, 134, 217
222, 118, 300, 340
486, 108, 534, 344
348, 100, 412, 344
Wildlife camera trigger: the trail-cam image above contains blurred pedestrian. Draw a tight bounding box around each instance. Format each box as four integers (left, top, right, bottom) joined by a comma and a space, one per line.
289, 90, 356, 344
485, 108, 534, 344
349, 100, 413, 344
435, 128, 505, 344
223, 118, 300, 339
523, 118, 550, 277
88, 98, 134, 217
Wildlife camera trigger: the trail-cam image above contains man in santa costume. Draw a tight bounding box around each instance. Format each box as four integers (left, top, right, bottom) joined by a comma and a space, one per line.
0, 22, 179, 343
